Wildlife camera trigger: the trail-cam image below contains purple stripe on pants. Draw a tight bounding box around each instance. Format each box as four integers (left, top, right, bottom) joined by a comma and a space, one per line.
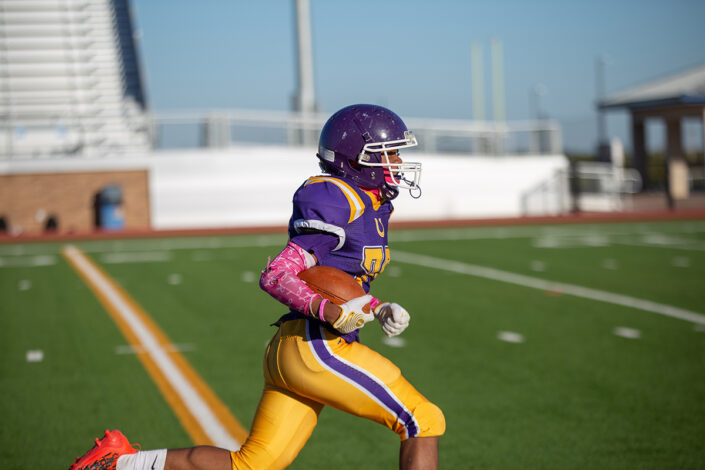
306, 321, 419, 438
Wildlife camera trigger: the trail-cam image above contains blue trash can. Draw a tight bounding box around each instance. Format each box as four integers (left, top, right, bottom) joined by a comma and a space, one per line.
96, 185, 124, 230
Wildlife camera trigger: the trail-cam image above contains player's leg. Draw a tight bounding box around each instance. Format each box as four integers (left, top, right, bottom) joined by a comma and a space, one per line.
219, 319, 326, 469
72, 326, 322, 470
229, 387, 323, 469
163, 446, 231, 470
140, 325, 324, 470
275, 320, 445, 468
111, 386, 321, 470
94, 441, 229, 470
399, 436, 439, 470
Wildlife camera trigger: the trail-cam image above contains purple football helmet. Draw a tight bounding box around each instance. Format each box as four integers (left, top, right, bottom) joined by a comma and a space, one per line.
316, 104, 421, 199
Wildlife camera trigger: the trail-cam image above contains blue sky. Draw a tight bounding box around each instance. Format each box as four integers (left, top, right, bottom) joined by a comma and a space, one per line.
131, 0, 705, 153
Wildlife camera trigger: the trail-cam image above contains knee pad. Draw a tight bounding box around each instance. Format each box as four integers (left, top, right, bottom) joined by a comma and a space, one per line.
411, 401, 446, 438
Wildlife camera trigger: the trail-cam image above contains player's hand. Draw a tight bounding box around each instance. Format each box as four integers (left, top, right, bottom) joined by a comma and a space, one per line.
373, 302, 410, 337
332, 294, 374, 334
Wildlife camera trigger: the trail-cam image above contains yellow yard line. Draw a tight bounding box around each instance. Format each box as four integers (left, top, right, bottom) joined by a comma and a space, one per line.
62, 245, 249, 448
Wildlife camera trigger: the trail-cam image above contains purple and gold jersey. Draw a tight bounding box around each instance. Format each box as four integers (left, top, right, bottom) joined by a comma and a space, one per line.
280, 175, 393, 342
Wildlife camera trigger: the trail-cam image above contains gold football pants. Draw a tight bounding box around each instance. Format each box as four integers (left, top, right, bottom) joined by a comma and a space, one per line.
230, 319, 445, 470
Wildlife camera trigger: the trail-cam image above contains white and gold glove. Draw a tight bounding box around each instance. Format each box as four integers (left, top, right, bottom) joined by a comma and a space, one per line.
374, 302, 410, 337
332, 294, 375, 334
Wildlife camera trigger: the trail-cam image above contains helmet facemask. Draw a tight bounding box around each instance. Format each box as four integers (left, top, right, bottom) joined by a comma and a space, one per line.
356, 130, 422, 198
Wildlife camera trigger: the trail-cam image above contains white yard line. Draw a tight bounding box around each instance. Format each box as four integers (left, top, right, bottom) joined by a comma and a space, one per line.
614, 240, 705, 252
100, 251, 172, 264
62, 245, 241, 450
79, 234, 287, 254
392, 250, 705, 326
0, 255, 57, 267
0, 234, 287, 257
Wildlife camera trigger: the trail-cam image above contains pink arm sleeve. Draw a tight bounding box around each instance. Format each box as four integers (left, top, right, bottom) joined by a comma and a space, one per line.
259, 241, 320, 315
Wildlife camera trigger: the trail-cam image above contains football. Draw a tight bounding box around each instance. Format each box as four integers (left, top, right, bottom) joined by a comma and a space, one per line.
298, 265, 366, 305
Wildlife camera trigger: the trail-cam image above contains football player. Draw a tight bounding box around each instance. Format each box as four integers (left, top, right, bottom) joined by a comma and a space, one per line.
68, 105, 445, 470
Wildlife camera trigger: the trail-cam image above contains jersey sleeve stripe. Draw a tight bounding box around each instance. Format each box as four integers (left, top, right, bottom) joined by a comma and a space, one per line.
304, 176, 365, 223
292, 219, 346, 251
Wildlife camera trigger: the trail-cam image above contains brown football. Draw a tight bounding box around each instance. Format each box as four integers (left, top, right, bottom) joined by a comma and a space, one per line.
298, 265, 366, 305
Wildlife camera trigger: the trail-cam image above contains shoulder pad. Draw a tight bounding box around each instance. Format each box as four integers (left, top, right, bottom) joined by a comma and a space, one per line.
298, 176, 365, 224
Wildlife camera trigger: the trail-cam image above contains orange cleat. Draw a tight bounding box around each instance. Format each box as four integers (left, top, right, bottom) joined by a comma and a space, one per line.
69, 429, 139, 470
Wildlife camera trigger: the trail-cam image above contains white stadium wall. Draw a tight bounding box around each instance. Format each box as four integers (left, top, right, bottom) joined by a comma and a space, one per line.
1, 146, 570, 230
150, 148, 569, 228
390, 152, 569, 222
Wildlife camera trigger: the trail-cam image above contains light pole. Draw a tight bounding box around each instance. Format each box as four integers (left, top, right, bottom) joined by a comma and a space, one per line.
529, 83, 547, 120
595, 56, 610, 161
529, 84, 547, 154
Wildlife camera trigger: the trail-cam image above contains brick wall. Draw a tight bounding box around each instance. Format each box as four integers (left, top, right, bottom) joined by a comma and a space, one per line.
0, 170, 150, 234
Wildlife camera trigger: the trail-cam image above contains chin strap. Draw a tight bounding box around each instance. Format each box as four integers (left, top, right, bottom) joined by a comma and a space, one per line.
381, 186, 399, 200
381, 183, 422, 200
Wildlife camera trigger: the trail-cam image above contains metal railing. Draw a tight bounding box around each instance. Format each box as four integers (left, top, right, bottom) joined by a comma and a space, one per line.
1, 108, 563, 159
574, 162, 642, 195
149, 109, 563, 156
572, 162, 643, 212
520, 168, 571, 216
520, 162, 644, 215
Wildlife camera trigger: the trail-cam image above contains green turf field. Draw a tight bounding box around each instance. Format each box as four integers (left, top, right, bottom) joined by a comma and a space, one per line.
1, 219, 704, 469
